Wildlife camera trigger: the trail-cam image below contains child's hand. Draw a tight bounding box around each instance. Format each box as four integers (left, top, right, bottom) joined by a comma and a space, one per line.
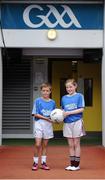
63, 111, 70, 118
47, 118, 53, 123
48, 118, 59, 124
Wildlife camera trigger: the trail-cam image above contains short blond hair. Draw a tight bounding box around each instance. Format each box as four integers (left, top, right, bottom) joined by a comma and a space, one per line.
40, 82, 52, 90
65, 78, 77, 86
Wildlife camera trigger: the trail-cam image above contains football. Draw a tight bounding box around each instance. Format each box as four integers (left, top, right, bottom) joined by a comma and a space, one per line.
50, 108, 64, 123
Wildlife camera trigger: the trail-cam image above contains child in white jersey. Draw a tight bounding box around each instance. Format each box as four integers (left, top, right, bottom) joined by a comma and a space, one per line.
32, 83, 56, 171
61, 79, 86, 171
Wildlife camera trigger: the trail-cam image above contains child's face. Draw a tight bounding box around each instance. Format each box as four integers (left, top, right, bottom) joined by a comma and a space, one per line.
41, 87, 51, 99
66, 82, 77, 95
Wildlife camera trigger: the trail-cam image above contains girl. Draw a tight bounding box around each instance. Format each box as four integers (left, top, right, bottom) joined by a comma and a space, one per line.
61, 79, 86, 171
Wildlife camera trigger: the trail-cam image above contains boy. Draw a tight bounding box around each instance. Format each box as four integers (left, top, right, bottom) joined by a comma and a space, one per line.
32, 82, 56, 171
61, 79, 85, 171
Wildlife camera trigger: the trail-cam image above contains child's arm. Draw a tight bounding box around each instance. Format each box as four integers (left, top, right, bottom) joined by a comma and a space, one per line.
32, 114, 52, 123
63, 108, 84, 117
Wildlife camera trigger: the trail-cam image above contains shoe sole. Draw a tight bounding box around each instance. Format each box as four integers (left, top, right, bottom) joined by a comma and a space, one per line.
40, 167, 50, 170
32, 168, 38, 171
65, 167, 80, 171
72, 168, 80, 171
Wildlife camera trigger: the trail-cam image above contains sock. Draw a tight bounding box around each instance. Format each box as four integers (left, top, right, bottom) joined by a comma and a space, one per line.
74, 157, 80, 167
70, 156, 75, 167
33, 157, 39, 164
41, 155, 47, 164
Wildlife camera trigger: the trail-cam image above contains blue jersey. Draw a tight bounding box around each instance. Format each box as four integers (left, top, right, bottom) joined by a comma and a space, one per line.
61, 93, 85, 123
32, 97, 56, 121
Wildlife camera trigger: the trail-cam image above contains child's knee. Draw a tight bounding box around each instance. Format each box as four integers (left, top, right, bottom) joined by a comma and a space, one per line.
35, 143, 41, 149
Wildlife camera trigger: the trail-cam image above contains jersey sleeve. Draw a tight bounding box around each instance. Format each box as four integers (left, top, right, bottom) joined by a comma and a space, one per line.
32, 99, 39, 115
78, 94, 85, 108
53, 101, 56, 109
61, 97, 64, 109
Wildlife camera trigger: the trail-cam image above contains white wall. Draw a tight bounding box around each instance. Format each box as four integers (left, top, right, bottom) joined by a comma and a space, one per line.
0, 30, 103, 48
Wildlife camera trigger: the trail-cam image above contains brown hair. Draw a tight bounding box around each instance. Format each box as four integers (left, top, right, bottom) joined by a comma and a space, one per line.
65, 78, 77, 86
40, 82, 52, 90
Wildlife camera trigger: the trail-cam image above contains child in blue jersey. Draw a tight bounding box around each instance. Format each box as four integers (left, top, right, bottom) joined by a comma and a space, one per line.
32, 83, 56, 171
61, 79, 85, 171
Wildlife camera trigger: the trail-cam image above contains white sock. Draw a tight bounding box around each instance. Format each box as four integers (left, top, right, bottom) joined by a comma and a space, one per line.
33, 157, 39, 164
41, 155, 47, 164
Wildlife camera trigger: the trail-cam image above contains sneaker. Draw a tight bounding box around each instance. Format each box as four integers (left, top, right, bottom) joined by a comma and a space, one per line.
41, 162, 50, 170
65, 165, 74, 171
71, 166, 80, 171
65, 165, 80, 171
32, 162, 38, 171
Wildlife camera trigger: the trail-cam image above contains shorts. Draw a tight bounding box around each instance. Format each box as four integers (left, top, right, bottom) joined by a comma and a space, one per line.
33, 119, 54, 139
63, 119, 86, 138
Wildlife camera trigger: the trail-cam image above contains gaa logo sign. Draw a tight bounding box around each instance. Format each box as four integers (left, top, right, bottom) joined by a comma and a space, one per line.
23, 5, 81, 29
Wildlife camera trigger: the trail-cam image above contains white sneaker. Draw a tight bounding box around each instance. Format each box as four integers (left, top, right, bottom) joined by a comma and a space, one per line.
65, 166, 80, 171
65, 165, 74, 170
70, 166, 80, 171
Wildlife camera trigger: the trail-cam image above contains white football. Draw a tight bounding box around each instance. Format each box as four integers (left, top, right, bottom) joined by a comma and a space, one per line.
50, 108, 64, 123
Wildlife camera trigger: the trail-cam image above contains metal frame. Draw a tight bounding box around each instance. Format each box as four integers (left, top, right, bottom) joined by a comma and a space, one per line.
0, 0, 103, 4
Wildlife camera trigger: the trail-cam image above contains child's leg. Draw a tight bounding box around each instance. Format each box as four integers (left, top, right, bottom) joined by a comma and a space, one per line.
41, 139, 50, 170
74, 137, 81, 167
74, 137, 80, 157
67, 138, 75, 167
65, 137, 81, 171
34, 138, 42, 156
32, 138, 42, 170
67, 138, 75, 156
33, 138, 42, 163
41, 139, 49, 163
